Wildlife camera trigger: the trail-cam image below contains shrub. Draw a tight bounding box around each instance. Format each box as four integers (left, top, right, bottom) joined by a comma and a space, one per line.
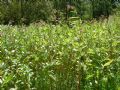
0, 0, 54, 25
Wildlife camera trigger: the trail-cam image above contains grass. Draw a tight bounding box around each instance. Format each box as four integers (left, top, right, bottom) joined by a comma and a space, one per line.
0, 15, 120, 90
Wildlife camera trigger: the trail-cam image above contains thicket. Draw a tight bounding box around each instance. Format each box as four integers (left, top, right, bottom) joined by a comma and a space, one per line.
0, 0, 120, 25
0, 14, 120, 90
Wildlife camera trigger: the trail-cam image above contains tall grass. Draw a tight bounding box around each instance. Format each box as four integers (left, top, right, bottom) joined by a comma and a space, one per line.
0, 15, 120, 90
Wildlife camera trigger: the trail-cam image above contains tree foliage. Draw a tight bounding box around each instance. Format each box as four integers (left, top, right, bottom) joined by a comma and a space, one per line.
0, 0, 119, 24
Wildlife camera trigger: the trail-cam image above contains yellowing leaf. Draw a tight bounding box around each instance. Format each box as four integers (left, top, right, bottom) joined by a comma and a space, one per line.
103, 60, 113, 67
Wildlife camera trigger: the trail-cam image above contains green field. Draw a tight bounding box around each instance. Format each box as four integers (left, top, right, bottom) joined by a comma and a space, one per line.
0, 15, 120, 90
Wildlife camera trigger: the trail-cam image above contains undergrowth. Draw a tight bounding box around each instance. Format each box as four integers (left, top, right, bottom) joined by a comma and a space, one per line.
0, 15, 120, 90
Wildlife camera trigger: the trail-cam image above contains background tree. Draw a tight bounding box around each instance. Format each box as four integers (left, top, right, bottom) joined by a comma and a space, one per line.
0, 0, 119, 25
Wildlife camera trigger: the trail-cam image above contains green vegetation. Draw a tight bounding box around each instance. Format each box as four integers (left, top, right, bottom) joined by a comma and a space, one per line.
0, 0, 120, 25
0, 14, 120, 89
0, 0, 120, 90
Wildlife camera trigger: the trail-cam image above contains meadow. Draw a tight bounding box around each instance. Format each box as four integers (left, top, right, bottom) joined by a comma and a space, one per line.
0, 15, 120, 90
